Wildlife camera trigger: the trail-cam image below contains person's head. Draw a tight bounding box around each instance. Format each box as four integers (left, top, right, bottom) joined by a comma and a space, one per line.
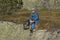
31, 8, 36, 13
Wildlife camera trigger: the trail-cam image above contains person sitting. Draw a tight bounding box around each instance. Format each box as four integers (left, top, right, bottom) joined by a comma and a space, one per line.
24, 8, 39, 33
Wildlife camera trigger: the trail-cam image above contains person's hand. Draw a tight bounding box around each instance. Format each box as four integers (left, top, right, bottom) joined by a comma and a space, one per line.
30, 19, 34, 24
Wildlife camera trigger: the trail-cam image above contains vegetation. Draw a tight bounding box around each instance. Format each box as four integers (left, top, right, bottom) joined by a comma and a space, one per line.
0, 0, 23, 15
0, 0, 60, 30
0, 9, 60, 29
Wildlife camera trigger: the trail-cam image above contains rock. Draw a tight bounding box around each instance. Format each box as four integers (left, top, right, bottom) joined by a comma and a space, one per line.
0, 21, 60, 40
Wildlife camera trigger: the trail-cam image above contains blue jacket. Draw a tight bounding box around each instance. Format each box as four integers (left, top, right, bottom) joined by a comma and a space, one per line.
30, 11, 39, 22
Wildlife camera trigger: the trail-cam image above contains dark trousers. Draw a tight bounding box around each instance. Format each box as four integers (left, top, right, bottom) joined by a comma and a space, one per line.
25, 20, 35, 30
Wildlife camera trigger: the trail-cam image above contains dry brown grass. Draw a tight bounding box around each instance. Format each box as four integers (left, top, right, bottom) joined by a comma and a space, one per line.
0, 9, 60, 29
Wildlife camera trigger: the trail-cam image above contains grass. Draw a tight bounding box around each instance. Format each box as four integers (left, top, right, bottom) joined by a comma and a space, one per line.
0, 21, 30, 40
0, 9, 60, 28
0, 9, 60, 40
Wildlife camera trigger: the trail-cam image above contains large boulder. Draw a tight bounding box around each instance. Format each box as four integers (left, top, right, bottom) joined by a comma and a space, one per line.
0, 21, 60, 40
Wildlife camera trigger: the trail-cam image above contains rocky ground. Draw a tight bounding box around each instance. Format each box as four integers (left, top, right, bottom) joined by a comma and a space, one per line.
0, 21, 60, 40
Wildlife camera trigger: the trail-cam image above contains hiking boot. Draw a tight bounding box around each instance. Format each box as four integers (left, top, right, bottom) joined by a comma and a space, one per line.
30, 29, 33, 33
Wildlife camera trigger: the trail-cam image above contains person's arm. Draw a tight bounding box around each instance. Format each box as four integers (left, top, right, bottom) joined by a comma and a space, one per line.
29, 14, 34, 24
34, 14, 38, 21
33, 13, 39, 22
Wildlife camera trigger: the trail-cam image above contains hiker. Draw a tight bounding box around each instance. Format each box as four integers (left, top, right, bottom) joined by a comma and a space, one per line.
24, 8, 39, 33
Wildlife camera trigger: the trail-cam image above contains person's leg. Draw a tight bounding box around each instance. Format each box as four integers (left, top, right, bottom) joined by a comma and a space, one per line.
31, 23, 35, 29
25, 20, 30, 26
30, 22, 35, 33
24, 20, 30, 30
